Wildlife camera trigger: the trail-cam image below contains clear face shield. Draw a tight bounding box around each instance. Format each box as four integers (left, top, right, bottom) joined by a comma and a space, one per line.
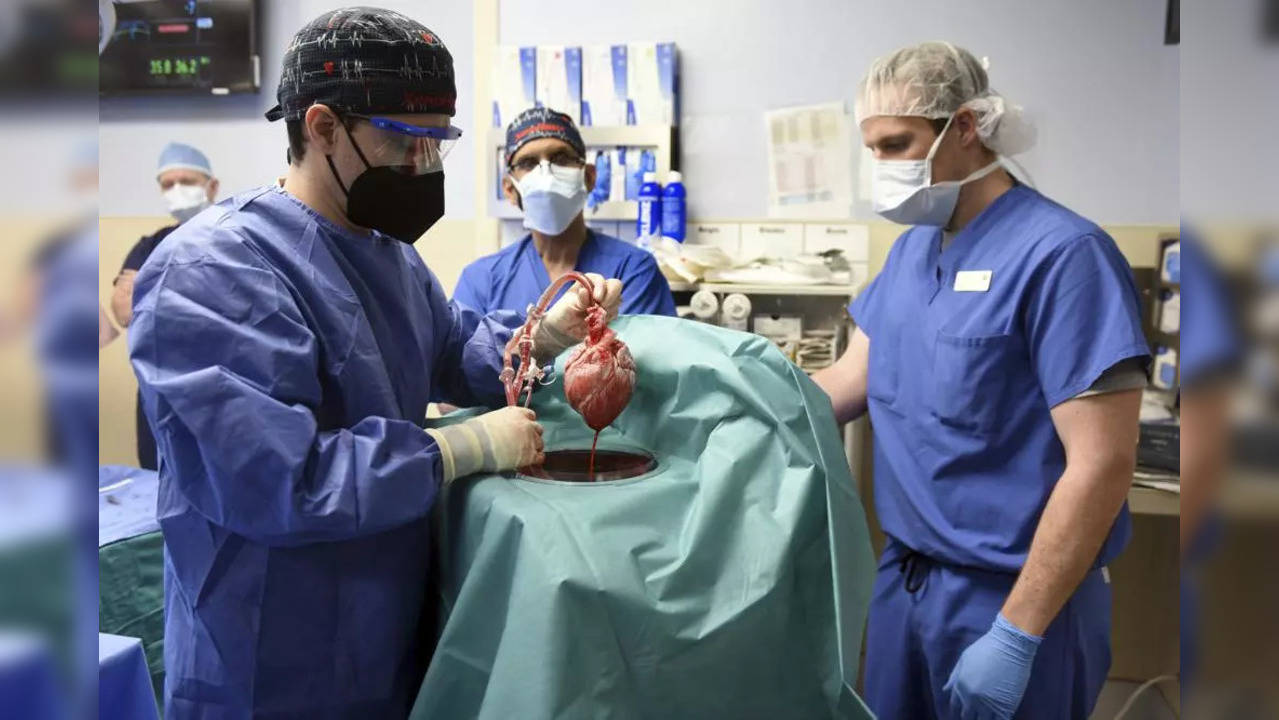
344, 113, 463, 175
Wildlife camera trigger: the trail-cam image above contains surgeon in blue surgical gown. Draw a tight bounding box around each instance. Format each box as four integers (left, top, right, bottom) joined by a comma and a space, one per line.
128, 9, 621, 718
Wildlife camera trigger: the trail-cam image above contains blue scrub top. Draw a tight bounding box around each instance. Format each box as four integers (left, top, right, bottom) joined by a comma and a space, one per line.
128, 186, 523, 717
453, 230, 677, 317
850, 185, 1151, 572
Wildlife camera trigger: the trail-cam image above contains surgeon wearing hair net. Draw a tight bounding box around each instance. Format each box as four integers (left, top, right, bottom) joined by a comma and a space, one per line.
128, 8, 620, 718
813, 42, 1150, 720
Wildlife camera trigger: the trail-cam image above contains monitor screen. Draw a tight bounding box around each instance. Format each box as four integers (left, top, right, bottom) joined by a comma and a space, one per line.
100, 0, 259, 95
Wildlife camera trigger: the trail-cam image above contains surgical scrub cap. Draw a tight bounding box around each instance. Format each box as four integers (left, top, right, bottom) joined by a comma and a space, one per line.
505, 107, 587, 167
855, 41, 1036, 156
265, 7, 457, 122
156, 142, 212, 179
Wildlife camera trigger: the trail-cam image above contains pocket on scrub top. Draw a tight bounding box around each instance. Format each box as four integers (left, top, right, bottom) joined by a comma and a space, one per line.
866, 334, 900, 406
930, 332, 1016, 436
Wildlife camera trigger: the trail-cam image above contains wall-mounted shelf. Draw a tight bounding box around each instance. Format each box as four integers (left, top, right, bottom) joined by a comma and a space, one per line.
667, 281, 862, 298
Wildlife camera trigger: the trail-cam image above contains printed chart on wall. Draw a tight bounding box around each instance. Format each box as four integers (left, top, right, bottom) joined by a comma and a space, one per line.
765, 102, 855, 219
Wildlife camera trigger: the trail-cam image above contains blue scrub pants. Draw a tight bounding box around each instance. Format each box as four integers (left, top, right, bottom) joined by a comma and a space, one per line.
864, 539, 1111, 720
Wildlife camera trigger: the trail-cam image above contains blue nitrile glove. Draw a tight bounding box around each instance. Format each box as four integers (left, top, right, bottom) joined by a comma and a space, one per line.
943, 613, 1042, 720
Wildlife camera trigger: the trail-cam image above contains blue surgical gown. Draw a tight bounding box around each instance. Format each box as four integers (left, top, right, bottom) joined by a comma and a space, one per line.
127, 186, 522, 719
850, 185, 1151, 719
452, 230, 677, 316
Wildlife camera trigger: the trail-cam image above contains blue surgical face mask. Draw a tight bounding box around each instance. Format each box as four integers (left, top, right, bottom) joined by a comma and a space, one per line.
871, 115, 1001, 227
515, 161, 588, 236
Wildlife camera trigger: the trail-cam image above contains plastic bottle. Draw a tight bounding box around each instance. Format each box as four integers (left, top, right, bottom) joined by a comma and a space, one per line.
1159, 290, 1180, 334
1153, 345, 1179, 390
636, 171, 662, 246
661, 170, 686, 242
1161, 241, 1180, 284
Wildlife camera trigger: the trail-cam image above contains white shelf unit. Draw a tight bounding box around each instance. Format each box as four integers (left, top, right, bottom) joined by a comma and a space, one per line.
666, 281, 862, 299
487, 125, 677, 221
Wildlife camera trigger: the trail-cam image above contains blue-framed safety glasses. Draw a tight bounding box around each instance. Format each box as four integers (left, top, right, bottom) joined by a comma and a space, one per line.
345, 113, 463, 175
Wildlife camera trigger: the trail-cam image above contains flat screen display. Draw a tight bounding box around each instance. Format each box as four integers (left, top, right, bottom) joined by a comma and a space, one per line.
99, 0, 259, 95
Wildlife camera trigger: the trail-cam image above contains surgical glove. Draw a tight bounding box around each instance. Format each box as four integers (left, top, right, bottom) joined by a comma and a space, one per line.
943, 613, 1042, 720
533, 272, 623, 363
425, 407, 545, 483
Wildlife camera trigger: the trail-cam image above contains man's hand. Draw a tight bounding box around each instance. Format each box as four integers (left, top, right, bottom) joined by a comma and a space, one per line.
111, 270, 138, 328
944, 614, 1042, 720
534, 272, 623, 362
99, 304, 119, 348
425, 407, 545, 483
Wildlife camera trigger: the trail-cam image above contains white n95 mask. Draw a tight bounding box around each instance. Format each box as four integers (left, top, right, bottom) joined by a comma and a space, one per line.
871, 115, 1001, 227
515, 161, 588, 236
164, 183, 211, 223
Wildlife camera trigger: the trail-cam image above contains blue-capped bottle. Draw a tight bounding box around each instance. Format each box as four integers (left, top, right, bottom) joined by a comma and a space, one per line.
636, 171, 662, 248
660, 170, 686, 242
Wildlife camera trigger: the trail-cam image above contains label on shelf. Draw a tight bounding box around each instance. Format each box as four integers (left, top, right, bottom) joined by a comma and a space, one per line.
739, 223, 803, 261
803, 223, 869, 261
687, 222, 741, 255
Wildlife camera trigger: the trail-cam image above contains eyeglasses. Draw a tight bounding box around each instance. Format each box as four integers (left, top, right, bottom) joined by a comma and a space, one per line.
344, 113, 464, 175
509, 151, 585, 174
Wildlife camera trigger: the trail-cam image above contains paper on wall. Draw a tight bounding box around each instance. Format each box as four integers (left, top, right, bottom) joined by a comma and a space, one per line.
765, 102, 854, 219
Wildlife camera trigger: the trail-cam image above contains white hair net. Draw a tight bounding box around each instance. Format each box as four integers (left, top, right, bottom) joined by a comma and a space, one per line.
855, 41, 1036, 156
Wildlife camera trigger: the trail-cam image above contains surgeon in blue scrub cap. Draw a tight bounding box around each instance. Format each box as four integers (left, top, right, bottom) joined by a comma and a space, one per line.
814, 42, 1151, 720
128, 8, 621, 718
454, 107, 675, 318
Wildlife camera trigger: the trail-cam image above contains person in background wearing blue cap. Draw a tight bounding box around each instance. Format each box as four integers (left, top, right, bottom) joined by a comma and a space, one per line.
127, 8, 621, 718
454, 107, 675, 318
109, 141, 219, 470
813, 43, 1150, 720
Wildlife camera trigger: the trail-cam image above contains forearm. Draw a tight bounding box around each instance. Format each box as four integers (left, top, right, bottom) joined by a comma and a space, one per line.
813, 327, 870, 424
165, 410, 444, 546
812, 365, 867, 423
1001, 459, 1131, 635
1179, 387, 1230, 552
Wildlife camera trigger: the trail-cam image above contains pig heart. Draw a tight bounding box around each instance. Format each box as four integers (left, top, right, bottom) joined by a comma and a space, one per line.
562, 310, 636, 432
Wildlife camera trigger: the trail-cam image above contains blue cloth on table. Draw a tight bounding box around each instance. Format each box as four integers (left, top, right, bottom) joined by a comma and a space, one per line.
98, 466, 160, 547
100, 633, 160, 720
0, 632, 65, 720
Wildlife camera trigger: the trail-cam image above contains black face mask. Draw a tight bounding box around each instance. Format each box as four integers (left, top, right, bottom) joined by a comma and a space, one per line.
327, 121, 445, 244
